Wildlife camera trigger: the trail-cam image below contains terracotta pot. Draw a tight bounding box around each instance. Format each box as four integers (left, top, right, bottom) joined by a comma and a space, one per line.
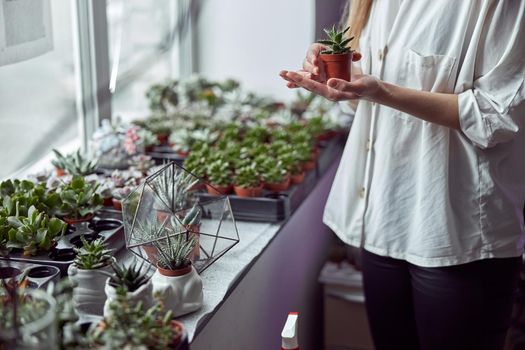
55, 167, 66, 177
206, 183, 233, 196
302, 160, 316, 172
234, 184, 263, 198
264, 176, 290, 193
103, 197, 113, 207
142, 245, 158, 265
157, 133, 169, 145
176, 151, 189, 158
63, 213, 94, 225
319, 52, 352, 81
112, 198, 122, 211
171, 320, 184, 347
311, 147, 321, 161
291, 172, 305, 185
157, 263, 192, 277
156, 210, 170, 223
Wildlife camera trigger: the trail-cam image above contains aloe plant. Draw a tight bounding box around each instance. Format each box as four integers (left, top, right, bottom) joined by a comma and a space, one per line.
155, 231, 196, 270
150, 166, 198, 213
108, 261, 150, 293
318, 25, 353, 54
52, 149, 98, 176
6, 205, 66, 256
73, 237, 114, 270
181, 204, 201, 227
59, 176, 103, 219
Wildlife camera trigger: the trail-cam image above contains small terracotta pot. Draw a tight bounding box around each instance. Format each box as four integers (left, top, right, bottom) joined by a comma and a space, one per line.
143, 245, 158, 264
63, 213, 94, 225
311, 147, 321, 161
157, 262, 192, 277
55, 167, 66, 177
264, 176, 290, 193
319, 52, 352, 81
156, 210, 170, 223
234, 184, 263, 198
206, 184, 233, 195
145, 145, 154, 153
291, 172, 305, 184
157, 133, 169, 145
176, 151, 189, 158
302, 160, 316, 172
112, 198, 122, 211
103, 197, 113, 207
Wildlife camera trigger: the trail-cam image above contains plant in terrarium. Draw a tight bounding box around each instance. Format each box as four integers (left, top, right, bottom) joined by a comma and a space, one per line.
6, 205, 66, 256
150, 166, 199, 213
52, 149, 98, 176
73, 236, 114, 270
317, 25, 354, 81
155, 232, 197, 271
58, 175, 103, 222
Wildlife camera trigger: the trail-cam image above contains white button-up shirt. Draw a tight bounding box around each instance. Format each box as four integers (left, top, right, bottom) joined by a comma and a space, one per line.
323, 0, 525, 267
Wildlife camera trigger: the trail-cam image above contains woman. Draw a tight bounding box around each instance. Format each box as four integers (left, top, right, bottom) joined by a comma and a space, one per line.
281, 1, 525, 349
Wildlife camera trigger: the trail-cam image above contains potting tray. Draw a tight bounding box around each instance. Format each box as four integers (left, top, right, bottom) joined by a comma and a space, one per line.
194, 136, 345, 222
0, 212, 126, 276
0, 260, 61, 289
147, 146, 186, 166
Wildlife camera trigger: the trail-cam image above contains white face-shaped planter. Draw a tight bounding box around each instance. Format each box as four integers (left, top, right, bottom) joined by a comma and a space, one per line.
68, 262, 114, 316
103, 278, 154, 318
152, 264, 203, 317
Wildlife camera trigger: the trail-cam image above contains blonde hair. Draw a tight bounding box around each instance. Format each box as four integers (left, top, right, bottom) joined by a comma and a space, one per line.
342, 0, 373, 50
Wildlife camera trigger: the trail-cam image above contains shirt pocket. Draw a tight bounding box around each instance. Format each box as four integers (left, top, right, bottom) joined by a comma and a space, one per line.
396, 48, 457, 121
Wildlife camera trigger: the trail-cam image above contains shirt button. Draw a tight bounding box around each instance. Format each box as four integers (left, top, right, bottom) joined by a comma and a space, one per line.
378, 49, 383, 61
366, 139, 371, 151
359, 187, 366, 198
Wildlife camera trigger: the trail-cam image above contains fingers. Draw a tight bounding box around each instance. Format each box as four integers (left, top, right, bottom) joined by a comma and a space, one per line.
283, 71, 358, 101
305, 43, 325, 74
303, 58, 319, 76
327, 78, 366, 96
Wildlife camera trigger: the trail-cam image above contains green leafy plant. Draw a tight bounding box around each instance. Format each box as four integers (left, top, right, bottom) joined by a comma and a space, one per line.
145, 80, 179, 112
52, 149, 98, 176
260, 159, 287, 184
318, 25, 353, 54
59, 176, 103, 219
73, 236, 114, 270
234, 166, 261, 188
206, 160, 232, 186
0, 179, 61, 218
108, 261, 150, 293
155, 231, 197, 270
89, 287, 179, 349
6, 205, 66, 256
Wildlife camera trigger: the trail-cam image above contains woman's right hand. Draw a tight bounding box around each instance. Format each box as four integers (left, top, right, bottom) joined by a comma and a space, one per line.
286, 43, 327, 88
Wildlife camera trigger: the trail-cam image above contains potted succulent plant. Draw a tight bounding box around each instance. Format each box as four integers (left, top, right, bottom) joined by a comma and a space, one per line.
261, 159, 290, 193
59, 176, 103, 224
111, 186, 132, 211
68, 237, 115, 316
233, 165, 263, 198
91, 287, 186, 349
152, 232, 203, 317
317, 25, 354, 81
205, 160, 233, 195
6, 205, 66, 256
52, 149, 99, 177
103, 261, 153, 317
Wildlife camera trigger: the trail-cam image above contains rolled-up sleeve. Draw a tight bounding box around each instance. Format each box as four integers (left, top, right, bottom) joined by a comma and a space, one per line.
458, 0, 525, 149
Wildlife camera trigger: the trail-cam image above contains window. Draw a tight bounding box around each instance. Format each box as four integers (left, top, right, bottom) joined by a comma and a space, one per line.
107, 0, 180, 122
0, 0, 78, 178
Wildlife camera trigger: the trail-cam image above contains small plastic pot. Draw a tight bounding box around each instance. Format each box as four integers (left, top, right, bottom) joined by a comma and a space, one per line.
264, 176, 291, 193
291, 172, 305, 185
112, 198, 122, 211
157, 133, 169, 145
302, 160, 316, 172
234, 184, 263, 198
103, 197, 113, 207
206, 184, 233, 196
319, 52, 352, 81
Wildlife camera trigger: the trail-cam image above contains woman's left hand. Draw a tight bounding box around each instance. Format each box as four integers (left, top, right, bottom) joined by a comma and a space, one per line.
279, 71, 384, 102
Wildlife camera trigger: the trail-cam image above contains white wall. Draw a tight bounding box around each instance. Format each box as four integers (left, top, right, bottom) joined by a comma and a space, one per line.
196, 0, 315, 102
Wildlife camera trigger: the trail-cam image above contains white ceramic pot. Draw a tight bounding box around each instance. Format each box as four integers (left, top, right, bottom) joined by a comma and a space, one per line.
152, 264, 203, 317
68, 262, 113, 316
103, 278, 153, 317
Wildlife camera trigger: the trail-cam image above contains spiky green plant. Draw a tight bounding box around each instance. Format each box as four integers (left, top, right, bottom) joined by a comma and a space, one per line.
155, 231, 196, 270
150, 166, 198, 213
318, 25, 353, 54
108, 261, 150, 293
181, 205, 201, 226
73, 236, 114, 270
52, 149, 98, 176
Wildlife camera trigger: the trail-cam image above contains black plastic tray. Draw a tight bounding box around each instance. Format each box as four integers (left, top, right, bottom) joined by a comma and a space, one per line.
0, 260, 61, 289
0, 211, 125, 276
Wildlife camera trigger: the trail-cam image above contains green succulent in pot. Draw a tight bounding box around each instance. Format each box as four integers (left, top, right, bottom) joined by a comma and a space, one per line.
0, 179, 62, 218
234, 166, 261, 189
59, 176, 103, 222
318, 25, 353, 55
6, 205, 66, 256
155, 232, 197, 271
73, 236, 114, 270
317, 25, 354, 81
108, 261, 151, 293
206, 160, 232, 187
261, 159, 288, 184
52, 149, 98, 176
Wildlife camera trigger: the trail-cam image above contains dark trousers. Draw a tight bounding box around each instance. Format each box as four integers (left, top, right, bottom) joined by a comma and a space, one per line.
361, 249, 521, 350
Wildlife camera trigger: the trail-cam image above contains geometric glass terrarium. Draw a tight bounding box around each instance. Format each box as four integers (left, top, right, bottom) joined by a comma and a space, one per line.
122, 162, 240, 273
